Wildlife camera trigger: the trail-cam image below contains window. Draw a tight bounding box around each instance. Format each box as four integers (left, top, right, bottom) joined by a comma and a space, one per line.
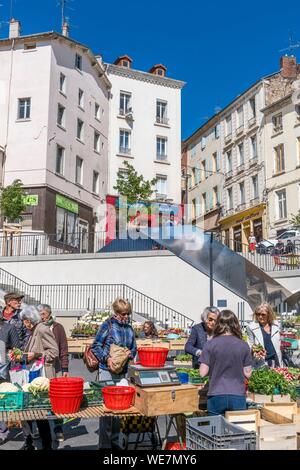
75, 53, 82, 71
191, 168, 196, 187
195, 196, 201, 217
156, 137, 167, 160
274, 144, 285, 174
238, 143, 244, 166
227, 188, 233, 209
156, 100, 168, 125
195, 164, 201, 184
272, 113, 283, 133
156, 175, 167, 196
202, 193, 207, 212
120, 92, 132, 115
213, 186, 219, 206
297, 137, 300, 166
237, 106, 244, 127
119, 130, 131, 154
214, 124, 220, 139
250, 135, 257, 159
201, 160, 206, 180
94, 131, 100, 152
227, 151, 232, 173
95, 103, 100, 120
57, 104, 65, 128
157, 69, 164, 76
59, 73, 66, 94
239, 182, 245, 205
201, 136, 206, 149
77, 119, 84, 141
56, 207, 78, 248
78, 89, 84, 108
122, 60, 129, 67
252, 175, 259, 199
276, 189, 287, 220
225, 116, 232, 136
92, 171, 99, 194
212, 152, 220, 173
249, 97, 256, 119
75, 156, 83, 185
56, 145, 64, 175
24, 43, 36, 50
18, 98, 31, 119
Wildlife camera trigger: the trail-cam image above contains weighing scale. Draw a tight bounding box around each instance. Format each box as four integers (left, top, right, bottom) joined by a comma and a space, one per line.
128, 364, 181, 387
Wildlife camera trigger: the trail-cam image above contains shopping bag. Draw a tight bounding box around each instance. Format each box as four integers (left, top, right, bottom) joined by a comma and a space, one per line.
28, 358, 45, 382
9, 364, 29, 386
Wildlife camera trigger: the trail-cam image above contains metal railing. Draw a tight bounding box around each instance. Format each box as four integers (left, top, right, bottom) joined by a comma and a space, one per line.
156, 116, 169, 125
119, 146, 131, 155
0, 268, 193, 328
0, 231, 106, 257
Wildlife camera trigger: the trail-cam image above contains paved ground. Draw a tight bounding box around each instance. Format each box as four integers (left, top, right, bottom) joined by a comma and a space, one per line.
0, 358, 175, 451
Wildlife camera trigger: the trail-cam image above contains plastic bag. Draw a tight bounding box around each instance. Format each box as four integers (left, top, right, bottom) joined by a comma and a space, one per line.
9, 365, 29, 386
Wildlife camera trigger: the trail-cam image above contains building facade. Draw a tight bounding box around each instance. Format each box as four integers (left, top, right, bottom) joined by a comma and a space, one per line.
262, 57, 300, 238
183, 115, 223, 231
106, 56, 185, 206
0, 20, 110, 248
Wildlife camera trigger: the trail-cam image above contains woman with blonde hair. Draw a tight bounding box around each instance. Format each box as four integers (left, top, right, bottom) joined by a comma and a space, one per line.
246, 302, 282, 368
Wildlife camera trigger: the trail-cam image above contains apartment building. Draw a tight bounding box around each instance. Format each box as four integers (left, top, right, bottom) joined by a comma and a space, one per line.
105, 56, 185, 205
183, 115, 222, 231
0, 20, 110, 246
262, 56, 300, 238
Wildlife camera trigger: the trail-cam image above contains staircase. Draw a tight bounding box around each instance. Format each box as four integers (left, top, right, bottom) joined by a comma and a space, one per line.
0, 268, 193, 329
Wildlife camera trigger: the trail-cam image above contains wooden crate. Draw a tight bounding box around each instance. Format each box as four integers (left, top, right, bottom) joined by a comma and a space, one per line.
67, 339, 85, 354
169, 339, 187, 351
173, 360, 192, 366
134, 384, 199, 417
248, 392, 291, 403
225, 410, 261, 433
261, 403, 300, 433
258, 422, 297, 450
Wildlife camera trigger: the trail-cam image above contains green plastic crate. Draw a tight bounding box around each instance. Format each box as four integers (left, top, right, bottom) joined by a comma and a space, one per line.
281, 338, 299, 350
23, 391, 51, 410
0, 389, 23, 411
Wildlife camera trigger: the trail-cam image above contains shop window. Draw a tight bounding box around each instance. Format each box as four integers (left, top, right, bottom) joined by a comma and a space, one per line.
56, 207, 78, 248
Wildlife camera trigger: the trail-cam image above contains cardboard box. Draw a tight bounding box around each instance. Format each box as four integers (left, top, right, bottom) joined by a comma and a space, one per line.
134, 384, 199, 416
261, 403, 300, 433
258, 422, 297, 450
248, 392, 291, 403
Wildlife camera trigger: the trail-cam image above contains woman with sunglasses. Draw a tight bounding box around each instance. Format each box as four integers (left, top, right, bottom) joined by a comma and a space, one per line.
246, 302, 282, 368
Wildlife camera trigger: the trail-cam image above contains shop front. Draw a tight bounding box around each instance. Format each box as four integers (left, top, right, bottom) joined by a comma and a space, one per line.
219, 203, 266, 252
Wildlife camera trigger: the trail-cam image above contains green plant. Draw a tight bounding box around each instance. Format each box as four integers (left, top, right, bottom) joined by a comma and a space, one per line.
113, 161, 157, 205
0, 179, 26, 222
289, 210, 300, 228
175, 354, 192, 362
248, 368, 294, 398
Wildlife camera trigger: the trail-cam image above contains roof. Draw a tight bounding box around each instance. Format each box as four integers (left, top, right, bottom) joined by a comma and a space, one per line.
0, 31, 111, 89
114, 55, 133, 64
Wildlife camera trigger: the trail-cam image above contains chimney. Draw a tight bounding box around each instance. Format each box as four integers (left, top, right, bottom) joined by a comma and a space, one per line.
62, 21, 69, 37
9, 18, 21, 38
280, 55, 297, 79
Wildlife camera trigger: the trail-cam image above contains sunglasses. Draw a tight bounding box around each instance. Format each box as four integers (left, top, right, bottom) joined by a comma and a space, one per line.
257, 313, 267, 317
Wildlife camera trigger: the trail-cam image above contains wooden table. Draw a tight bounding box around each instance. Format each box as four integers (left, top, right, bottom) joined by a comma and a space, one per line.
280, 254, 300, 268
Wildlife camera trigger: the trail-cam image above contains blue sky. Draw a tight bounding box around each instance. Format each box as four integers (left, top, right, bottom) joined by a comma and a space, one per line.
1, 0, 300, 139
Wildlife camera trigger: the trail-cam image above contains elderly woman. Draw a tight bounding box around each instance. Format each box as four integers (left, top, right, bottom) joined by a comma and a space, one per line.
185, 306, 220, 368
38, 304, 69, 443
246, 302, 282, 368
21, 305, 59, 450
92, 298, 137, 449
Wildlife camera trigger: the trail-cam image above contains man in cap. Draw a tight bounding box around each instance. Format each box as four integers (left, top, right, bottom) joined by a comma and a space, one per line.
1, 292, 29, 349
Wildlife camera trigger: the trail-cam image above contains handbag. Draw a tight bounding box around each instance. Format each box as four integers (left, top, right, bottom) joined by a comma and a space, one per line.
83, 345, 99, 372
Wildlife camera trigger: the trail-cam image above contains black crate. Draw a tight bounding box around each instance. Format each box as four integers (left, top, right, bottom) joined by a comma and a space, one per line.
186, 415, 257, 450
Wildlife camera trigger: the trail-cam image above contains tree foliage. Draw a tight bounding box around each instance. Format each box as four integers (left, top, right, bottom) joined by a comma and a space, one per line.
289, 211, 300, 228
0, 179, 26, 222
113, 161, 157, 205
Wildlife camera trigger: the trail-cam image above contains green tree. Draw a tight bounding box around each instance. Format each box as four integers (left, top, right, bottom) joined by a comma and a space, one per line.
289, 211, 300, 228
113, 161, 157, 205
0, 179, 26, 222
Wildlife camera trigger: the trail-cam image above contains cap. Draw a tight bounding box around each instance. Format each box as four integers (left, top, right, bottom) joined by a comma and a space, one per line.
4, 291, 24, 302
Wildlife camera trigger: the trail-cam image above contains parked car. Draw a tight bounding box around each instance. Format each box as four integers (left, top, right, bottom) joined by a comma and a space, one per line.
267, 229, 300, 247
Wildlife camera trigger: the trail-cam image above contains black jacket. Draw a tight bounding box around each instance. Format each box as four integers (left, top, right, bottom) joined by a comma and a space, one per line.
0, 308, 30, 349
185, 322, 208, 368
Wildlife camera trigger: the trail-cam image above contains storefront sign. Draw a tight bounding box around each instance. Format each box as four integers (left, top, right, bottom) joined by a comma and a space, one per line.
56, 194, 78, 214
234, 211, 261, 225
23, 195, 39, 206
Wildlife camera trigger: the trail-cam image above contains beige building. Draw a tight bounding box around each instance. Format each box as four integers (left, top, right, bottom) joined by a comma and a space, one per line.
183, 114, 222, 231
262, 57, 300, 237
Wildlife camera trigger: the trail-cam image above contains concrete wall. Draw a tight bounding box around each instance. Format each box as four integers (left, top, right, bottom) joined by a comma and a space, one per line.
0, 251, 253, 323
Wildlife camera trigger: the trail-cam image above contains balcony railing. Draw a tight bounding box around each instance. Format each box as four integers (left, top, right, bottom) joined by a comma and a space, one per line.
273, 125, 283, 134
156, 116, 169, 125
248, 117, 256, 127
250, 197, 260, 206
237, 202, 246, 211
226, 208, 235, 216
119, 108, 133, 117
119, 147, 131, 155
236, 124, 244, 135
249, 155, 258, 166
224, 133, 232, 144
225, 170, 233, 179
156, 153, 168, 161
237, 163, 245, 173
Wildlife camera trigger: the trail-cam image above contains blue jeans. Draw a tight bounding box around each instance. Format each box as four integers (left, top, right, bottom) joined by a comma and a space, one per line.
207, 395, 246, 416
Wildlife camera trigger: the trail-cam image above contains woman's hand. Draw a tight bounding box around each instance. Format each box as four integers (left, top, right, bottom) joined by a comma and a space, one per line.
62, 372, 69, 378
27, 352, 35, 362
